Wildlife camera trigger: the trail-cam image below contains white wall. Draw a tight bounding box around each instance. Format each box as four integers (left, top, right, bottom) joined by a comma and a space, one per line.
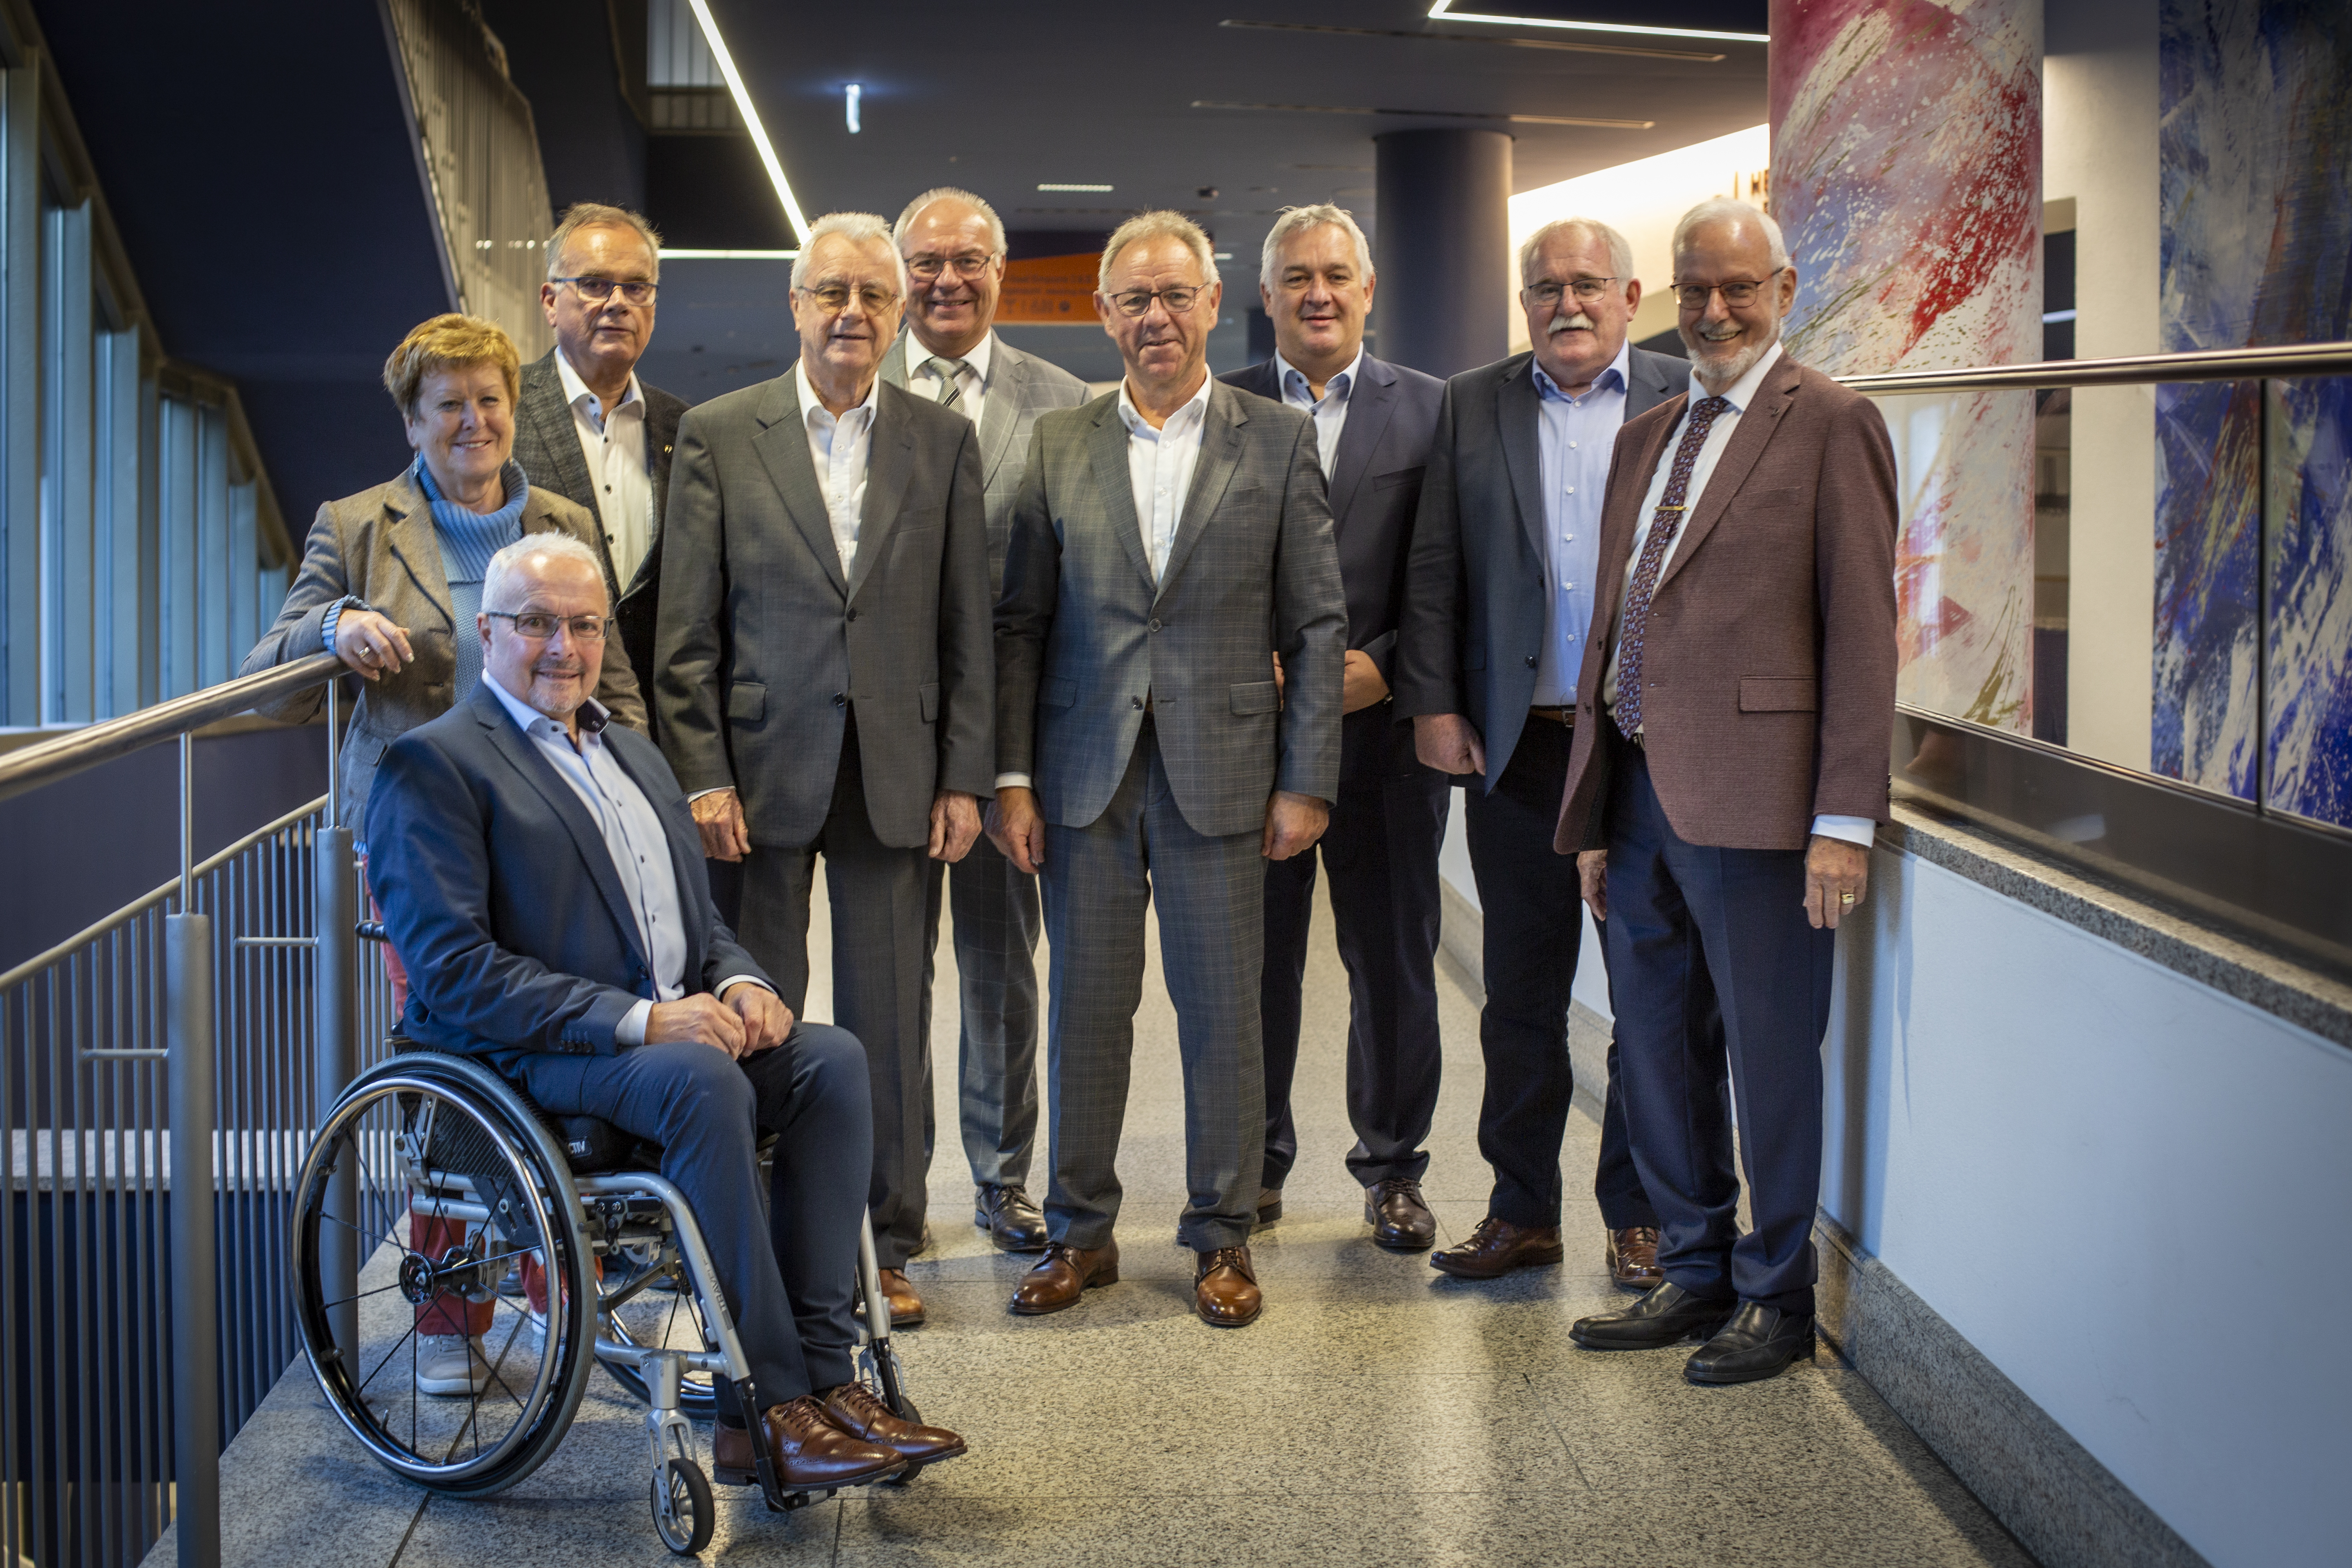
1437, 804, 1615, 1021
1826, 844, 2350, 1567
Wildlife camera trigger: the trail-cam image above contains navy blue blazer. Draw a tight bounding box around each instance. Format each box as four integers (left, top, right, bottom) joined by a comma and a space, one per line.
1393, 345, 1690, 791
1221, 352, 1446, 783
365, 680, 770, 1069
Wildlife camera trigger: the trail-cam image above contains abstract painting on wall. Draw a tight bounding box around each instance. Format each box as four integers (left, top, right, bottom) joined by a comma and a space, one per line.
1770, 0, 2041, 731
2156, 0, 2352, 827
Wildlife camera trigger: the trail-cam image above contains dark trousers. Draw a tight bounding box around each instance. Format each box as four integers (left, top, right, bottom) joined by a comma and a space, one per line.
505, 1026, 869, 1417
1260, 764, 1449, 1189
1463, 718, 1653, 1231
944, 832, 1042, 1189
708, 722, 940, 1269
1604, 743, 1832, 1312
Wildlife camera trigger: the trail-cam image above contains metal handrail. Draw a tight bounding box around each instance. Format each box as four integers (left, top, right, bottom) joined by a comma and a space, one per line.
0, 651, 341, 806
1835, 339, 2352, 395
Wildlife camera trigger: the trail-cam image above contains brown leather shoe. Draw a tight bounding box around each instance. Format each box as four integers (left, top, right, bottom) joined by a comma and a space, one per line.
1429, 1216, 1565, 1278
1194, 1245, 1263, 1327
877, 1267, 924, 1328
821, 1381, 967, 1468
1606, 1226, 1664, 1290
712, 1396, 905, 1492
1008, 1240, 1120, 1315
1363, 1178, 1437, 1251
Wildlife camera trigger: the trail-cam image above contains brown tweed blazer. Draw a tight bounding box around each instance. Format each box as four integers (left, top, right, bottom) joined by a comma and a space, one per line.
1555, 352, 1898, 854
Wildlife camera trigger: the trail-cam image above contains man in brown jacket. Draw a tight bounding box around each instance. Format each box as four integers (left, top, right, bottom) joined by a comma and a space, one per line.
1556, 199, 1897, 1385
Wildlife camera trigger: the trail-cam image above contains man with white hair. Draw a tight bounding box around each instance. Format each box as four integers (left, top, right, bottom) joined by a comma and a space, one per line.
1557, 198, 1897, 1383
989, 210, 1346, 1328
656, 212, 996, 1330
1396, 216, 1688, 1287
880, 188, 1089, 1255
1220, 205, 1449, 1252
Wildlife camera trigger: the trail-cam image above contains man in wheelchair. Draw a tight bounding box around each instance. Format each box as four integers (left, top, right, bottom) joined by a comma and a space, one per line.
363, 533, 965, 1494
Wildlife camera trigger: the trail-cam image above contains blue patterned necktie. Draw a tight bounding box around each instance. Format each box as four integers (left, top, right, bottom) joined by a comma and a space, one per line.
1613, 395, 1733, 740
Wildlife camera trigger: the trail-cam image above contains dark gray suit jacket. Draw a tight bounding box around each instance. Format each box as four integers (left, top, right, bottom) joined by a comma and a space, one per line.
1394, 346, 1690, 792
995, 379, 1349, 837
509, 348, 690, 705
655, 371, 996, 851
364, 680, 768, 1071
1221, 352, 1444, 785
880, 332, 1090, 596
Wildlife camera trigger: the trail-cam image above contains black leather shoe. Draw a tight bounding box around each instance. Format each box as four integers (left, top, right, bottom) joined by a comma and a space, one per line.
1363, 1179, 1436, 1251
1570, 1281, 1737, 1350
1684, 1302, 1817, 1385
1255, 1187, 1283, 1228
974, 1184, 1049, 1252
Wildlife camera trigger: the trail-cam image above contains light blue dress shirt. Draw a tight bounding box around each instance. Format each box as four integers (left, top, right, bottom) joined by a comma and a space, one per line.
1531, 344, 1630, 708
1275, 347, 1361, 479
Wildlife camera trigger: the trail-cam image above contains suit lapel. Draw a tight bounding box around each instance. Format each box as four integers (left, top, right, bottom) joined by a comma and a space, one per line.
523, 353, 597, 508
1496, 358, 1546, 564
382, 471, 455, 632
749, 374, 849, 597
847, 388, 916, 603
1155, 382, 1244, 602
976, 345, 1023, 490
1656, 356, 1801, 596
472, 691, 650, 973
1326, 357, 1397, 527
605, 729, 712, 976
1085, 399, 1156, 594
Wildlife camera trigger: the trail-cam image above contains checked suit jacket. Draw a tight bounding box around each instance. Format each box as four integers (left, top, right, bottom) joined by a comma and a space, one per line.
995, 377, 1350, 837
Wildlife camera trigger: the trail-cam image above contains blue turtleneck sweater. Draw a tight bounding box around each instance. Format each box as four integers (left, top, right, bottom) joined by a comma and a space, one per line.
414, 457, 529, 702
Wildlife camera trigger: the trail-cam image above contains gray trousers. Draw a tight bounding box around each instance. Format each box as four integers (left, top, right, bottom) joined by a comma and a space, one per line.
733, 726, 940, 1270
1041, 721, 1266, 1253
944, 832, 1042, 1190
504, 1027, 869, 1416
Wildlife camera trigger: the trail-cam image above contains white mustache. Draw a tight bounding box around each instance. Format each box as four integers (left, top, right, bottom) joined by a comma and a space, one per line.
1548, 313, 1598, 334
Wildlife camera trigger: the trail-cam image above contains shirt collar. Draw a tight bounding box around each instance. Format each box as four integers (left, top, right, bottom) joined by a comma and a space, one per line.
1273, 346, 1363, 406
794, 359, 880, 431
906, 329, 994, 387
1117, 371, 1213, 439
1702, 339, 1784, 414
1531, 339, 1631, 404
483, 674, 610, 744
555, 346, 642, 418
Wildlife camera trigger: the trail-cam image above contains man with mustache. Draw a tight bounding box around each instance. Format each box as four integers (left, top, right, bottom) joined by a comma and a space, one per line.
1221, 205, 1450, 1251
1396, 217, 1686, 1286
1559, 199, 1896, 1384
880, 189, 1090, 1256
656, 213, 996, 1331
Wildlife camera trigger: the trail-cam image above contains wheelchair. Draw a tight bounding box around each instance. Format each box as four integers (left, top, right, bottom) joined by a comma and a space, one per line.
289, 1042, 924, 1555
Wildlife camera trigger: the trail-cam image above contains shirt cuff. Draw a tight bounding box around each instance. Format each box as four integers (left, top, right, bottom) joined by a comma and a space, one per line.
993, 773, 1033, 791
715, 977, 775, 1000
321, 595, 369, 655
687, 786, 732, 802
617, 998, 653, 1046
1809, 814, 1878, 848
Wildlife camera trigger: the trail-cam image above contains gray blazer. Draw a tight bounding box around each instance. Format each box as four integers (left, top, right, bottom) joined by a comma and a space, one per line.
995, 379, 1349, 838
654, 372, 996, 851
508, 349, 691, 703
1394, 345, 1689, 791
880, 332, 1090, 596
239, 468, 647, 829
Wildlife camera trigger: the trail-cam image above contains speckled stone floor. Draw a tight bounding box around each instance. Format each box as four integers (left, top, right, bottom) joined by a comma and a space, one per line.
154, 869, 2038, 1567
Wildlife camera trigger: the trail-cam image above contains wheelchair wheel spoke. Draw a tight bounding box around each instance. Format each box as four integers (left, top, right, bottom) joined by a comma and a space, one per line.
319, 1279, 409, 1312
356, 1322, 423, 1399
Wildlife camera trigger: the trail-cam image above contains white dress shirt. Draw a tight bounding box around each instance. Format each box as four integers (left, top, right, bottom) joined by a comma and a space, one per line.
795, 359, 879, 577
555, 348, 654, 586
1118, 373, 1212, 583
1274, 347, 1361, 478
482, 678, 768, 1044
905, 330, 994, 431
1598, 341, 1872, 848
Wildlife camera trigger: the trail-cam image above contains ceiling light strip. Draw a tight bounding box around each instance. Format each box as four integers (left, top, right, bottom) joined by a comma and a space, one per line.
1218, 18, 1724, 63
662, 249, 800, 259
1037, 183, 1116, 192
684, 0, 811, 242
1425, 2, 1768, 46
1193, 100, 1653, 129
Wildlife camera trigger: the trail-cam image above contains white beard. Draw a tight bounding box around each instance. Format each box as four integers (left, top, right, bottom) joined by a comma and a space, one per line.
1681, 323, 1776, 391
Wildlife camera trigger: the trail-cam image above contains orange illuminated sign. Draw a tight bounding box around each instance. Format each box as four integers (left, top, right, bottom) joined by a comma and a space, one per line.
995, 253, 1100, 324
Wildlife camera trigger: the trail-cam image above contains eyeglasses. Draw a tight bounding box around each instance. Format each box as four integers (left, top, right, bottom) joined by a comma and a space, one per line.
1107, 285, 1207, 318
1524, 277, 1618, 307
487, 611, 610, 643
552, 276, 657, 306
905, 253, 1000, 282
1673, 270, 1785, 310
797, 282, 901, 314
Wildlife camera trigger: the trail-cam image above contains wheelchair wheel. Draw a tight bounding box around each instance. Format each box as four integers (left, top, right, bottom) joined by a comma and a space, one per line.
290, 1054, 595, 1498
652, 1456, 714, 1555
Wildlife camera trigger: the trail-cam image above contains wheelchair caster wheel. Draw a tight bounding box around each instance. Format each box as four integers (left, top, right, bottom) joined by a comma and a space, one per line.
652, 1457, 714, 1555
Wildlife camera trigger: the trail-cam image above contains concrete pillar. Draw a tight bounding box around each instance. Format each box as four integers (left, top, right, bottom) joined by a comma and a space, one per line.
1373, 129, 1511, 380
1770, 0, 2043, 732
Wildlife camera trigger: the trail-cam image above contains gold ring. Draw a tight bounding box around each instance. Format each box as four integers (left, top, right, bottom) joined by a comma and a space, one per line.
1840, 892, 1855, 903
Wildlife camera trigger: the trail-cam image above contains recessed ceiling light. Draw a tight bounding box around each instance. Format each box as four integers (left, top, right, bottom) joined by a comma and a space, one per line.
1424, 1, 1767, 46
1038, 183, 1114, 192
845, 83, 861, 134
683, 0, 810, 241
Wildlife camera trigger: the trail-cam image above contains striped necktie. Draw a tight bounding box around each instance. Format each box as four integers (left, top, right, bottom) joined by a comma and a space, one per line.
921, 356, 971, 414
1613, 395, 1732, 740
